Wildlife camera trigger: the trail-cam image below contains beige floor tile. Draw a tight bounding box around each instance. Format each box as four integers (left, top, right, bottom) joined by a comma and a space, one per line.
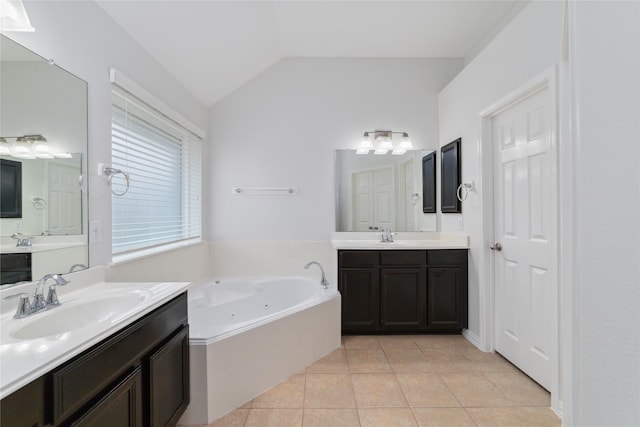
421, 348, 468, 363
385, 349, 435, 373
466, 407, 561, 427
484, 372, 550, 406
396, 373, 460, 407
244, 408, 303, 427
352, 373, 408, 407
439, 373, 510, 407
343, 335, 382, 349
412, 408, 477, 427
347, 349, 392, 373
303, 408, 361, 427
429, 360, 477, 373
206, 408, 250, 427
379, 335, 420, 350
305, 373, 357, 408
239, 399, 252, 409
359, 408, 418, 427
307, 349, 350, 373
251, 374, 305, 408
414, 335, 474, 350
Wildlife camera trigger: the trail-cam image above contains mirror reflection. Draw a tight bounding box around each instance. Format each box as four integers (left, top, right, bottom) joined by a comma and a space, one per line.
0, 34, 88, 286
335, 150, 437, 232
1, 155, 82, 236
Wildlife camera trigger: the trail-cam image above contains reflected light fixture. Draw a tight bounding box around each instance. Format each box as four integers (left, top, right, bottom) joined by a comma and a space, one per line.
0, 134, 70, 159
357, 130, 413, 155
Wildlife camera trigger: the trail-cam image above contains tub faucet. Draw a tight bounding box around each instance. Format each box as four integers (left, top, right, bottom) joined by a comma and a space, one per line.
304, 261, 329, 289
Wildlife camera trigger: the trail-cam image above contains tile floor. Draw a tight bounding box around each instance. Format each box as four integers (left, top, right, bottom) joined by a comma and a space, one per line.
181, 335, 561, 427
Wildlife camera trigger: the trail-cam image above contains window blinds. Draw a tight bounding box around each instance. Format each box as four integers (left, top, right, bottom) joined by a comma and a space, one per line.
111, 86, 202, 255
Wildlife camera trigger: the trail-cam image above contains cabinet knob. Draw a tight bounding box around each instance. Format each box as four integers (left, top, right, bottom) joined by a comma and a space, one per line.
490, 243, 503, 251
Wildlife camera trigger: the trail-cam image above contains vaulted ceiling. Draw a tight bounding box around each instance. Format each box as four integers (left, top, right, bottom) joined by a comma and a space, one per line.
96, 1, 525, 107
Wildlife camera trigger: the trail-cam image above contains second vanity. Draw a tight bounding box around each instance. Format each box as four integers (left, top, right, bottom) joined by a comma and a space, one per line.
332, 232, 469, 334
0, 270, 191, 427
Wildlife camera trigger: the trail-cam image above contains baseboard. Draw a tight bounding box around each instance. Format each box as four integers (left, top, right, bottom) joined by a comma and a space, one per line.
462, 328, 482, 350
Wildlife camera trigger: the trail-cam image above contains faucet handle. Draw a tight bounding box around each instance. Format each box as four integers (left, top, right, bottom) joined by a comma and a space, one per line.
3, 293, 33, 319
46, 285, 60, 306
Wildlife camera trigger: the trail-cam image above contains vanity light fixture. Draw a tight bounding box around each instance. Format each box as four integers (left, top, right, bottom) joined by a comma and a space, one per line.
11, 136, 35, 159
357, 130, 413, 155
0, 134, 70, 159
0, 137, 11, 155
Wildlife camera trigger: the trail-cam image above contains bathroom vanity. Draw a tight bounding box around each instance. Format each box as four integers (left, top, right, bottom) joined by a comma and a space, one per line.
333, 233, 469, 334
0, 280, 190, 427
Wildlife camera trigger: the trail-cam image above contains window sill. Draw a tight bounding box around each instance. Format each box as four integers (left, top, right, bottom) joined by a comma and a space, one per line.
110, 238, 203, 267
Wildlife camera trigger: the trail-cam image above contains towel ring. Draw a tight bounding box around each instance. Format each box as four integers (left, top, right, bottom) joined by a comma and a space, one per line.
103, 166, 130, 196
456, 182, 474, 202
31, 197, 47, 210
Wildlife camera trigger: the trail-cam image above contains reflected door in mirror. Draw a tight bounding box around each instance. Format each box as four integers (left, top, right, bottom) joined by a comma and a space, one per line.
352, 167, 394, 231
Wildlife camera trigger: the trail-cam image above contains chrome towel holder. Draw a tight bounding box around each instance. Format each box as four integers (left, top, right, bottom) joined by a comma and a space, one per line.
102, 165, 130, 196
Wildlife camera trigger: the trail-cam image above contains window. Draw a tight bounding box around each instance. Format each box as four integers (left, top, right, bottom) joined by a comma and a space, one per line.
110, 81, 202, 257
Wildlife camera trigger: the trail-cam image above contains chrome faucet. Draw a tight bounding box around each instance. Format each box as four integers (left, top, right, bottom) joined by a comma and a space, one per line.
379, 228, 394, 243
11, 232, 32, 247
304, 261, 330, 289
3, 273, 70, 318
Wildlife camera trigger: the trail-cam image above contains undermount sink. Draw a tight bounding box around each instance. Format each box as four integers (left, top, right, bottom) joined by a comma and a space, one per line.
11, 290, 152, 340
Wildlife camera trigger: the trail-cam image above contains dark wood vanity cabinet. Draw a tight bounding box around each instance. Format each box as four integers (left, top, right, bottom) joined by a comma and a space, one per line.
0, 292, 189, 427
338, 250, 467, 334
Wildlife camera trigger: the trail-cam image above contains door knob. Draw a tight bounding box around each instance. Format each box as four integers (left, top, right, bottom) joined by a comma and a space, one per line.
490, 243, 502, 251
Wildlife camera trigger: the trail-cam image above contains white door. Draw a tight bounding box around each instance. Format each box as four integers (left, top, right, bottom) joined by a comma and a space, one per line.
48, 162, 82, 235
352, 167, 394, 231
399, 159, 415, 232
353, 171, 374, 231
493, 87, 556, 390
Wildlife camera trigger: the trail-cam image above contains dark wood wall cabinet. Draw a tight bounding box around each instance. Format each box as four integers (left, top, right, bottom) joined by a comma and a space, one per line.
339, 249, 468, 334
0, 292, 189, 427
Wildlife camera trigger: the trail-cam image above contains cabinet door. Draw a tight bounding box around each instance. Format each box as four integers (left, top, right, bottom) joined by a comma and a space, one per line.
147, 325, 190, 427
71, 368, 142, 427
339, 268, 379, 332
0, 377, 45, 427
380, 268, 426, 330
427, 267, 467, 330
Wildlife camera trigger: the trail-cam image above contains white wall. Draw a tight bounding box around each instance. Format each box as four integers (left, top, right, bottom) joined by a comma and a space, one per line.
208, 58, 461, 240
571, 2, 640, 425
437, 1, 564, 342
207, 58, 462, 277
4, 1, 208, 275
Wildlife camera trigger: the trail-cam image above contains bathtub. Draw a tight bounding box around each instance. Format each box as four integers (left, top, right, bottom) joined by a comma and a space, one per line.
178, 276, 341, 425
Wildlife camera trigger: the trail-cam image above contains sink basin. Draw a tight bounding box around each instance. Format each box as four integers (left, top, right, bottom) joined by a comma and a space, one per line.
11, 290, 152, 340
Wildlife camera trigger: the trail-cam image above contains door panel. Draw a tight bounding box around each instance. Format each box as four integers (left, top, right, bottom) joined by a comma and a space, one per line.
493, 88, 556, 390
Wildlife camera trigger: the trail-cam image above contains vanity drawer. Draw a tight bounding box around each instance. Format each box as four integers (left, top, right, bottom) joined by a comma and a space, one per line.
52, 293, 187, 424
338, 251, 378, 268
379, 250, 426, 266
427, 250, 467, 266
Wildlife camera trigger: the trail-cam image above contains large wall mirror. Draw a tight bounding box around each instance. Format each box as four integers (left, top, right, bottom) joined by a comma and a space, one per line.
335, 150, 437, 232
0, 35, 88, 285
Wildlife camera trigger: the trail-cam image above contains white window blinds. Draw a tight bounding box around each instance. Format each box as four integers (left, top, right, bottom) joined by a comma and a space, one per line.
111, 85, 202, 255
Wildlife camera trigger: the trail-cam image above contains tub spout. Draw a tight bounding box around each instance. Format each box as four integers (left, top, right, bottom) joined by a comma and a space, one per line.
304, 261, 329, 289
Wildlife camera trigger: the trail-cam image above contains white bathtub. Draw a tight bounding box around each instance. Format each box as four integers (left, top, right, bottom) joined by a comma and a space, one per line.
179, 276, 341, 425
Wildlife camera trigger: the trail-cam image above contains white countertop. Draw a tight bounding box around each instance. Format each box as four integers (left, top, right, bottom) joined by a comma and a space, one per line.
1, 242, 86, 254
0, 280, 191, 399
331, 232, 469, 250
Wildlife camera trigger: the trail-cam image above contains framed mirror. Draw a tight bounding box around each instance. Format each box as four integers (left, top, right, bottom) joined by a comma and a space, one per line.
441, 138, 461, 213
0, 35, 88, 285
421, 151, 436, 214
335, 149, 437, 232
